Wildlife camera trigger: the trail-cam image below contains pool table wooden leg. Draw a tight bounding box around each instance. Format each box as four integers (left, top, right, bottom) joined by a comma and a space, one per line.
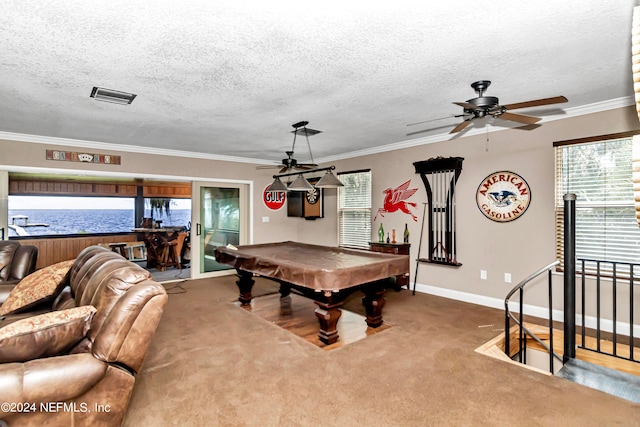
279, 283, 292, 315
362, 282, 387, 328
314, 300, 343, 345
235, 269, 255, 306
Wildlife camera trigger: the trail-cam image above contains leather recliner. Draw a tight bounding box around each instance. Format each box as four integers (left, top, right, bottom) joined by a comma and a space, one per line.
0, 245, 167, 426
0, 240, 38, 303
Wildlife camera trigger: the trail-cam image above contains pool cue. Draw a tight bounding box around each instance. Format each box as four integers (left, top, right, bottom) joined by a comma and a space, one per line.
412, 202, 428, 295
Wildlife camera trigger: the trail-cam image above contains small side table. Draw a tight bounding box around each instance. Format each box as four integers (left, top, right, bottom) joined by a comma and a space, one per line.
109, 242, 128, 258
369, 242, 411, 290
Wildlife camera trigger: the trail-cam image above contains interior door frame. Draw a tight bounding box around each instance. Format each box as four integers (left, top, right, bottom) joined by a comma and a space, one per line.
190, 180, 252, 280
0, 170, 7, 240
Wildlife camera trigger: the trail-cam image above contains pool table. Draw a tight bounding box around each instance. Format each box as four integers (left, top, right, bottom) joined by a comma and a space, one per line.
214, 241, 410, 344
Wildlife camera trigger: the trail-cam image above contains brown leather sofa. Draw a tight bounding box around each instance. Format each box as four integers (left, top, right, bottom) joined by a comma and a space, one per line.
0, 245, 167, 426
0, 240, 38, 302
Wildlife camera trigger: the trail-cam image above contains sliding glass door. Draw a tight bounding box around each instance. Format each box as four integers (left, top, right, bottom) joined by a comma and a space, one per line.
191, 181, 250, 278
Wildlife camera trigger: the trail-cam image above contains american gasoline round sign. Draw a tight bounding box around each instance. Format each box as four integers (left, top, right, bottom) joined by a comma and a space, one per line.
263, 185, 286, 210
476, 171, 531, 222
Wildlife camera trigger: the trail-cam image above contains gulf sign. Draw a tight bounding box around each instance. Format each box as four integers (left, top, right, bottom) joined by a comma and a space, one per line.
263, 185, 286, 210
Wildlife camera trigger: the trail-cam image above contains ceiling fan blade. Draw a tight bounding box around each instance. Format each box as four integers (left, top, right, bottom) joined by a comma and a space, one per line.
406, 114, 466, 127
514, 123, 542, 131
453, 101, 479, 110
499, 111, 541, 125
406, 122, 466, 137
502, 96, 568, 111
450, 120, 472, 134
256, 164, 282, 170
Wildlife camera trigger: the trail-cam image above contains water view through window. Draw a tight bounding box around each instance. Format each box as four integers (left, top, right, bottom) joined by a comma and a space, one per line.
7, 196, 191, 237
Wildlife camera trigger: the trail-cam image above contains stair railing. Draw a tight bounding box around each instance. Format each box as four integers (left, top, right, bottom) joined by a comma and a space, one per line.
577, 258, 640, 363
504, 260, 562, 373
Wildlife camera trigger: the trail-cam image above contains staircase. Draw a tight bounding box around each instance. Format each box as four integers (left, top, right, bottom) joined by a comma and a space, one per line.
477, 324, 640, 403
505, 321, 640, 402
557, 358, 640, 403
494, 196, 640, 403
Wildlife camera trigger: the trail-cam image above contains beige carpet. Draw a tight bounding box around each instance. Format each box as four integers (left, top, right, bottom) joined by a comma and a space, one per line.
124, 276, 640, 426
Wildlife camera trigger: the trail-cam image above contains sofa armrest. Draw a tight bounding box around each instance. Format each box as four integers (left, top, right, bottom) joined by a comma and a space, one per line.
6, 245, 38, 282
0, 353, 107, 404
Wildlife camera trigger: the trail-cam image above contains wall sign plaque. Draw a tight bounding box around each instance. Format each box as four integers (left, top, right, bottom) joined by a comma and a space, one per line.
263, 185, 286, 211
476, 171, 531, 222
46, 150, 121, 165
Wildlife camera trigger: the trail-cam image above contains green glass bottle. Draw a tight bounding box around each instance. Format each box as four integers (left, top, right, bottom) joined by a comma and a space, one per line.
378, 223, 384, 242
403, 223, 410, 243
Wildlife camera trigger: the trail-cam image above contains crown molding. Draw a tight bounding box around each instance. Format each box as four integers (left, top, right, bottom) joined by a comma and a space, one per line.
0, 96, 634, 166
0, 131, 274, 166
315, 96, 636, 164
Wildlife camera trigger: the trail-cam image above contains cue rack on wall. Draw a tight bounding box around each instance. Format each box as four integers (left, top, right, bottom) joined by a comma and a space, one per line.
413, 157, 464, 269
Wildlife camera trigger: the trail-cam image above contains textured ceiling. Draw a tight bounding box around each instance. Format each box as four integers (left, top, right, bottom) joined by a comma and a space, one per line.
0, 1, 636, 165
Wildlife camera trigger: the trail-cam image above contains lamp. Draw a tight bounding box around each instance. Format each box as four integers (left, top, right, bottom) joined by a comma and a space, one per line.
266, 177, 288, 192
288, 174, 315, 191
267, 166, 343, 192
315, 170, 344, 188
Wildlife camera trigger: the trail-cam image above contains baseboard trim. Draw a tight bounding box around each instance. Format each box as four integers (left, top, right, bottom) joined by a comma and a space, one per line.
413, 283, 638, 337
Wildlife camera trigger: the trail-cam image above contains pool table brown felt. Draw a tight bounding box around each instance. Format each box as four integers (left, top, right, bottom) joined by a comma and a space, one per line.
214, 241, 409, 292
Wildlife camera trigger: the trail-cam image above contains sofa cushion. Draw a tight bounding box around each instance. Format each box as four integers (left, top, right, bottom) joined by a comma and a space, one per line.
0, 305, 96, 363
0, 260, 74, 316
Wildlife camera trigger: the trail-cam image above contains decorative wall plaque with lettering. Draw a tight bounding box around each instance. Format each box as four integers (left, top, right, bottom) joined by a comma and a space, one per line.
46, 150, 121, 165
476, 171, 531, 222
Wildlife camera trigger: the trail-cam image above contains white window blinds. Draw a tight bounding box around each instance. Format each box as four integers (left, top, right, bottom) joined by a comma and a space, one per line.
338, 170, 371, 249
555, 135, 640, 269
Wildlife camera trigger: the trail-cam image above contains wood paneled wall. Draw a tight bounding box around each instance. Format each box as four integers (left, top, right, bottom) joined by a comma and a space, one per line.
18, 234, 139, 269
9, 180, 138, 197
9, 177, 191, 198
143, 183, 191, 198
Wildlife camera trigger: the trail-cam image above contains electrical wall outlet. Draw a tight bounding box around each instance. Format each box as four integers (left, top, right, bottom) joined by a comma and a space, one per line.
504, 273, 512, 283
480, 270, 487, 280
262, 216, 270, 223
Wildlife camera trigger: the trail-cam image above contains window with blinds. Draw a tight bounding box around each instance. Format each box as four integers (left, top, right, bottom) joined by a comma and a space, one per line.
555, 133, 640, 273
337, 170, 371, 249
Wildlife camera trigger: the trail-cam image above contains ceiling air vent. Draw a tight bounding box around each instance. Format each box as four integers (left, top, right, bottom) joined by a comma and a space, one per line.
90, 87, 137, 105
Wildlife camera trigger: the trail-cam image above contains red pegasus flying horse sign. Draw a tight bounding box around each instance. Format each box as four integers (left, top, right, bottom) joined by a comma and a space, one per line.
374, 180, 419, 221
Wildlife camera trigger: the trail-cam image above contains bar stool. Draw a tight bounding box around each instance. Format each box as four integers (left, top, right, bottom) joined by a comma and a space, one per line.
109, 242, 128, 258
157, 241, 180, 271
